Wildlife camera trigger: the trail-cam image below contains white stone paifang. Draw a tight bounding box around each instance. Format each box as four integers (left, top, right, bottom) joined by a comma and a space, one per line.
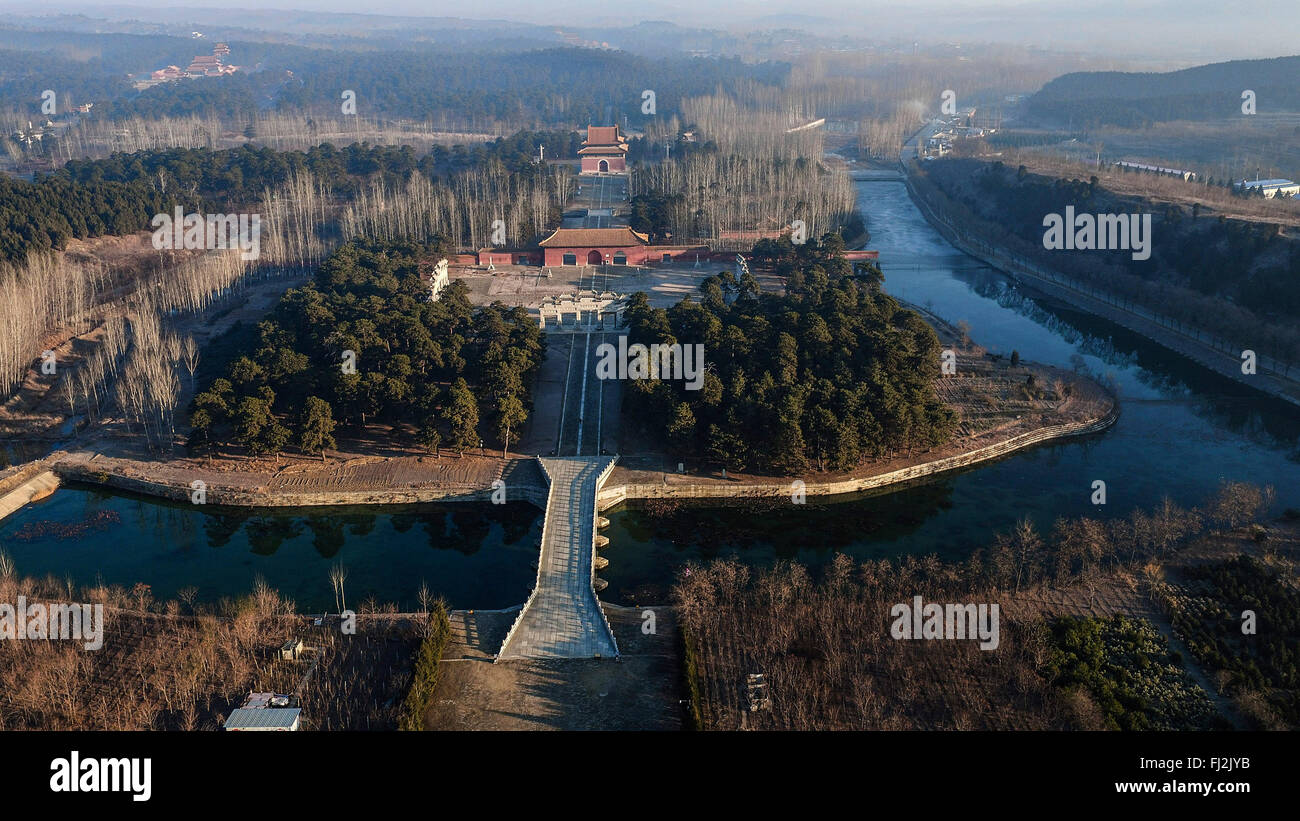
428, 258, 450, 302
538, 292, 630, 332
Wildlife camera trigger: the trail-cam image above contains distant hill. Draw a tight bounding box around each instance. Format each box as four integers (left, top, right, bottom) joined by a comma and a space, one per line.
1028, 55, 1300, 128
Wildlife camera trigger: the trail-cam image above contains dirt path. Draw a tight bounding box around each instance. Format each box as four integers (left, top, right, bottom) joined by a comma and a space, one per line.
426, 605, 683, 730
1147, 614, 1246, 728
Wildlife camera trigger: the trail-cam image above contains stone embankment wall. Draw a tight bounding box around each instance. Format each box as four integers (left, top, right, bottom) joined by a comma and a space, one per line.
31, 404, 1114, 515
596, 407, 1117, 511
903, 168, 1300, 408
50, 460, 549, 510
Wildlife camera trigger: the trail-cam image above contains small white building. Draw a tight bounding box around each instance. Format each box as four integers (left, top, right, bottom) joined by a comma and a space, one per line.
224, 707, 301, 731
1237, 178, 1299, 198
280, 638, 304, 660
1115, 161, 1197, 182
224, 690, 302, 730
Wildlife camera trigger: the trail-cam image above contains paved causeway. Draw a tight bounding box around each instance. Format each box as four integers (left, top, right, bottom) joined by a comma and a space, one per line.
497, 456, 619, 660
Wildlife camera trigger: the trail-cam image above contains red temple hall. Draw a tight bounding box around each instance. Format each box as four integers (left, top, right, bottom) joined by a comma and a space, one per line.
578, 125, 628, 174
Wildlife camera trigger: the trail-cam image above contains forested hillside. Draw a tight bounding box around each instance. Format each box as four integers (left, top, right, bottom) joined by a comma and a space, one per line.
1027, 55, 1300, 128
914, 157, 1300, 368
0, 32, 787, 131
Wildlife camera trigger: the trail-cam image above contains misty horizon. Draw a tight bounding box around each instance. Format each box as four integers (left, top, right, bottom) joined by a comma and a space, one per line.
2, 0, 1297, 63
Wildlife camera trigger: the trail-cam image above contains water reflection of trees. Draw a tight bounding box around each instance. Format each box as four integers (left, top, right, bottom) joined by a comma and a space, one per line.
344, 514, 377, 539
498, 502, 543, 545
194, 503, 542, 559
304, 513, 380, 558
306, 516, 346, 558
203, 511, 249, 548
630, 480, 958, 561
992, 281, 1300, 447
984, 281, 1151, 373
131, 499, 203, 550
966, 275, 1141, 378
417, 502, 540, 555
423, 509, 489, 556
246, 516, 304, 555
1188, 397, 1300, 452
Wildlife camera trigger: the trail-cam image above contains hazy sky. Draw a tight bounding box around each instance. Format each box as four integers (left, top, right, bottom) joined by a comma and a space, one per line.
4, 0, 1298, 61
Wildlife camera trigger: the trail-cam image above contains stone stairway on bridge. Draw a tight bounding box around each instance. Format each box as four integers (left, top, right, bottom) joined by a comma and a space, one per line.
497, 455, 619, 660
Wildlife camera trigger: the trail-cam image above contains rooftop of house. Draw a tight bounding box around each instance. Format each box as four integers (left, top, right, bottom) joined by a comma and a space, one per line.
224, 707, 301, 730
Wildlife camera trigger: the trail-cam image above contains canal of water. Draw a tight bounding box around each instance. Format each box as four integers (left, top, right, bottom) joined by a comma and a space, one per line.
3, 179, 1297, 609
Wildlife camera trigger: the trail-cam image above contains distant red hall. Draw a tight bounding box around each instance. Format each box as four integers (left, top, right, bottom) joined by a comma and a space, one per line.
578, 125, 628, 174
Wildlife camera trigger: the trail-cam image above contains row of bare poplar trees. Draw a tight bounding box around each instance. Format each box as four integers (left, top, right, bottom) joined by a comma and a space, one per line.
0, 253, 109, 396
1, 152, 569, 447
55, 307, 197, 451
1, 246, 264, 403
340, 163, 571, 249
678, 87, 921, 161
628, 93, 857, 245
0, 164, 342, 448
1, 110, 506, 167
680, 94, 827, 160
629, 152, 856, 246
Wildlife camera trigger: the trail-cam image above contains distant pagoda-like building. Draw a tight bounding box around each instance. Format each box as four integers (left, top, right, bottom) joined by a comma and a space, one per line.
579, 125, 628, 174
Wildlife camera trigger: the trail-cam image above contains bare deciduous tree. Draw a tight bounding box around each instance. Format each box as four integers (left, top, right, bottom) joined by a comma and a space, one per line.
329, 563, 349, 615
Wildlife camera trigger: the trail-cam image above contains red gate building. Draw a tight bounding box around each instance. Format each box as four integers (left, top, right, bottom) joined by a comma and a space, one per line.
578, 125, 628, 174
